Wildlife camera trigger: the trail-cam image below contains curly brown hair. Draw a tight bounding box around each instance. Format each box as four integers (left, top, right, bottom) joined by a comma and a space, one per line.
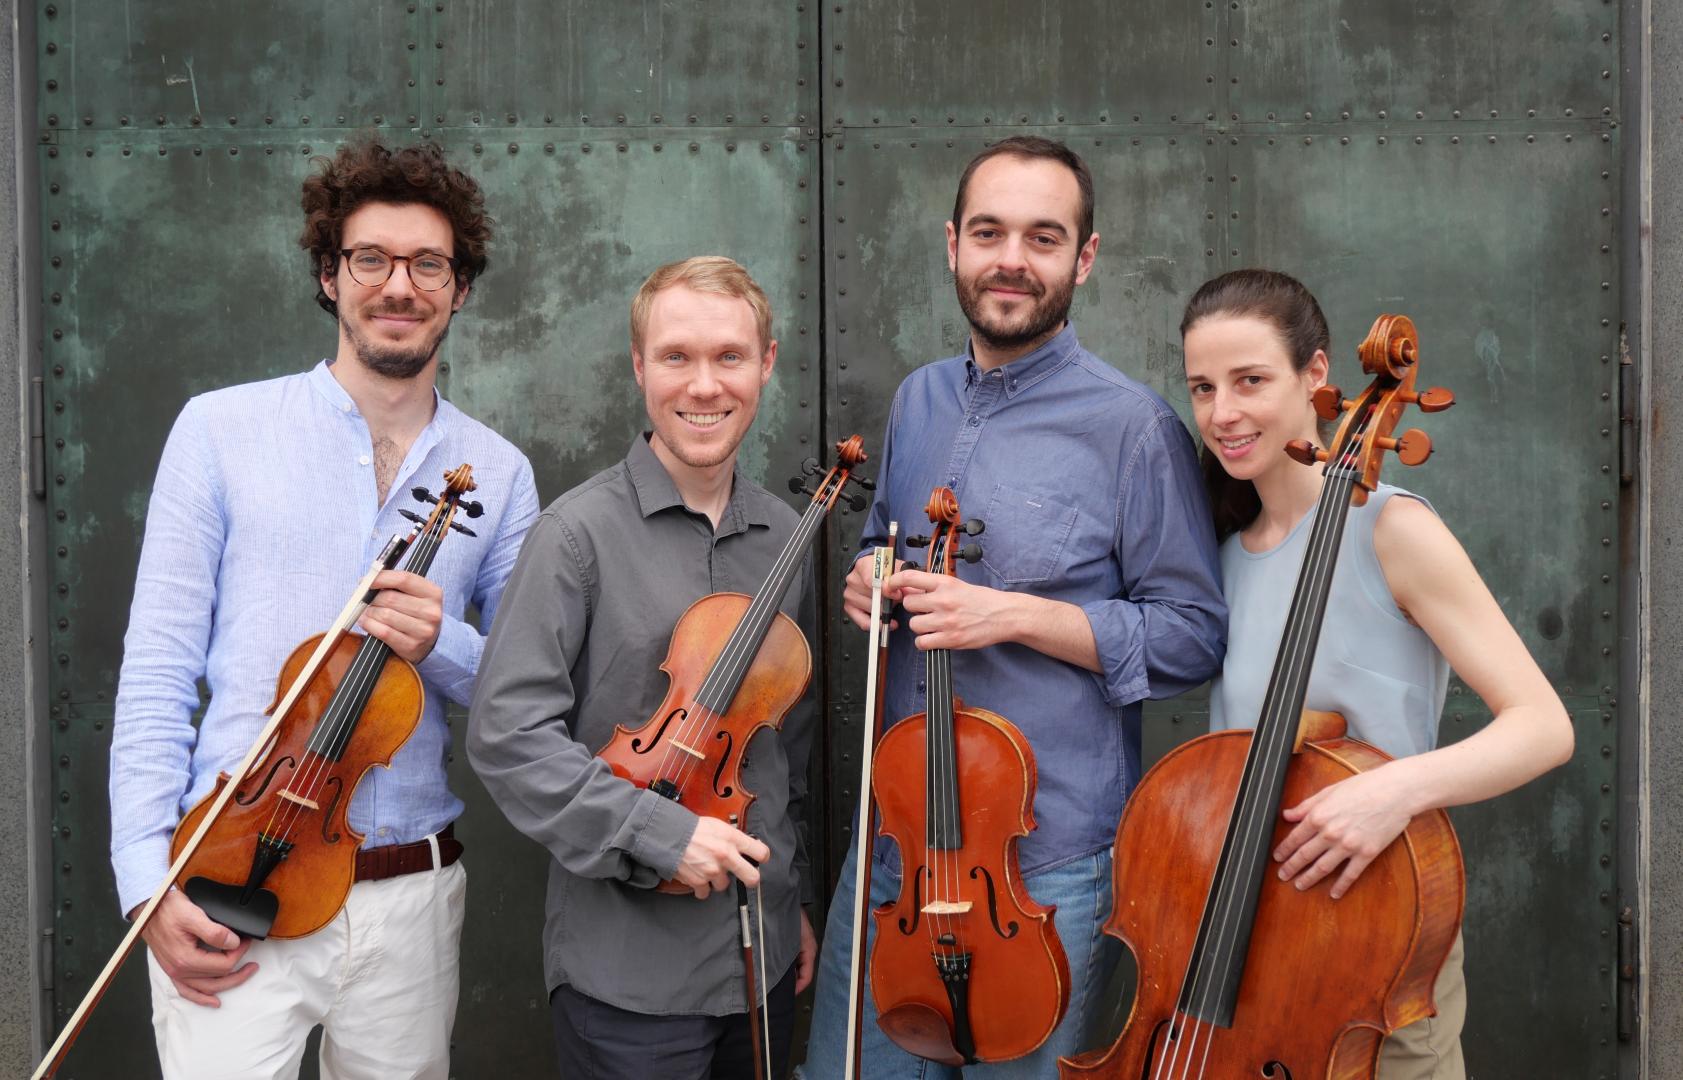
299, 138, 493, 317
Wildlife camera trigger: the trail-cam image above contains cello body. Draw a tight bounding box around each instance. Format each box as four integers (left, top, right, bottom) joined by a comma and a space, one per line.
870, 701, 1070, 1066
1061, 720, 1463, 1079
172, 630, 423, 940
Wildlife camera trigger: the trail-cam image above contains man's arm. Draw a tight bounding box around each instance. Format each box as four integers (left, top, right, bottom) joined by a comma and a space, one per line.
1079, 412, 1226, 703
891, 413, 1225, 699
109, 401, 224, 918
110, 401, 261, 1004
412, 457, 542, 703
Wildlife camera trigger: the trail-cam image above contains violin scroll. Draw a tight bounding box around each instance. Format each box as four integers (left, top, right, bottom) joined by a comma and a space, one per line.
787, 435, 873, 506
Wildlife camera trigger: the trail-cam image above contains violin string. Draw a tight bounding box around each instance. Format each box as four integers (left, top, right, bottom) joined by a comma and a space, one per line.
258, 517, 440, 846
1170, 409, 1375, 1079
655, 478, 835, 798
265, 515, 449, 851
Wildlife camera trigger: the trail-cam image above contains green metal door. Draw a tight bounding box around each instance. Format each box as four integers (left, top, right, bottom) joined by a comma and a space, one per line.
36, 1, 1620, 1076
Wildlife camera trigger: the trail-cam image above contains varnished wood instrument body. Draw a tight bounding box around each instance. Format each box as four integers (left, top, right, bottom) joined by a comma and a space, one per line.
1060, 720, 1463, 1079
172, 630, 424, 939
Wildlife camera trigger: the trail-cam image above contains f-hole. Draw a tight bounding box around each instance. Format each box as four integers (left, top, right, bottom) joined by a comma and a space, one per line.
897, 865, 927, 935
968, 865, 1020, 939
631, 707, 685, 754
711, 728, 735, 798
1260, 1062, 1294, 1079
236, 755, 296, 806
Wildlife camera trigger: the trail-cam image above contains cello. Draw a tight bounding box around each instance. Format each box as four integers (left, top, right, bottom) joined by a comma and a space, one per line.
595, 436, 872, 891
33, 465, 483, 1079
1060, 315, 1463, 1080
870, 486, 1070, 1066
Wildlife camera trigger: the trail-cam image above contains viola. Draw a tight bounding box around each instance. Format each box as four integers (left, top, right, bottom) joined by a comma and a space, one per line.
869, 486, 1069, 1066
32, 465, 483, 1079
595, 436, 871, 893
1060, 316, 1464, 1080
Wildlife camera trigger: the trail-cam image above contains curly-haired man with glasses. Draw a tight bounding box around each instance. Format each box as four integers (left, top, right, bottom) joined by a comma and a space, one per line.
107, 138, 538, 1079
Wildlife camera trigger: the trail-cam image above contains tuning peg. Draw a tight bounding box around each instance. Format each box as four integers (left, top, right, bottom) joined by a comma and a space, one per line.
399, 508, 426, 525
1284, 439, 1328, 467
847, 492, 868, 512
905, 534, 931, 548
788, 477, 816, 496
1406, 386, 1455, 413
448, 520, 479, 537
961, 518, 985, 536
1379, 428, 1434, 466
958, 543, 983, 563
411, 486, 438, 505
460, 499, 484, 519
1311, 385, 1348, 422
848, 474, 877, 491
802, 456, 823, 476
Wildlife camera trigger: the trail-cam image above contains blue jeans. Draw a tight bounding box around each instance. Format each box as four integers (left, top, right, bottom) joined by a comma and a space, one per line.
796, 846, 1122, 1079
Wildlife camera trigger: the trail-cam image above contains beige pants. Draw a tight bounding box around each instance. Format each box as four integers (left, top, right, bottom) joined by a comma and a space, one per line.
147, 861, 467, 1080
1377, 932, 1467, 1080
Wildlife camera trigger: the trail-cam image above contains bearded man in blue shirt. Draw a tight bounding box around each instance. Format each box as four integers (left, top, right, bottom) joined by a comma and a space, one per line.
108, 139, 539, 1079
798, 136, 1227, 1077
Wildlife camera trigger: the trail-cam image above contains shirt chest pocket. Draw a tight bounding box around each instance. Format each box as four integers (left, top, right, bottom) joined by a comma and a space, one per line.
978, 483, 1080, 586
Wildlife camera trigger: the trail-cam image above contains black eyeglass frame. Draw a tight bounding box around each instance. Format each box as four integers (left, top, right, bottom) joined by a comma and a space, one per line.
336, 247, 461, 291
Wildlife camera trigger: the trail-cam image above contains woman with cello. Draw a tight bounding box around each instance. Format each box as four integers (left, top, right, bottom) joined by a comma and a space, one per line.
1170, 269, 1572, 1076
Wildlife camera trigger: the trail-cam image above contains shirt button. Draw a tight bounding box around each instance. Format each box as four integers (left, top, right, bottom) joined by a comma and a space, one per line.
968, 416, 980, 426
917, 681, 927, 694
358, 454, 371, 466
376, 826, 390, 837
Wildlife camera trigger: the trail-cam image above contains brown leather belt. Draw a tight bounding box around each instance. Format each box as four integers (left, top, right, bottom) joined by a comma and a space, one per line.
354, 824, 463, 883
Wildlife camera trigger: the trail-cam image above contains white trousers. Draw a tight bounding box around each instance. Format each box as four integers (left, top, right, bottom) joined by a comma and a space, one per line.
146, 861, 467, 1080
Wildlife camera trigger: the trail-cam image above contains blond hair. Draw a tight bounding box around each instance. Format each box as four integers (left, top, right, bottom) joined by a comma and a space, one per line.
629, 256, 773, 352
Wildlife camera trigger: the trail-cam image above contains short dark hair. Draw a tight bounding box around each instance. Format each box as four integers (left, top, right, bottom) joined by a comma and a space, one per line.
951, 136, 1095, 249
1181, 268, 1332, 539
299, 138, 493, 317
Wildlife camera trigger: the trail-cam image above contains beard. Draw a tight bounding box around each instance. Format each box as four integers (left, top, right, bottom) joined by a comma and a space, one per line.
341, 301, 451, 381
955, 263, 1077, 353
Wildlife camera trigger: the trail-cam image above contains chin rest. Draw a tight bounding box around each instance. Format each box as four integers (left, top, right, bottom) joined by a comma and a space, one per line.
877, 1002, 967, 1066
183, 876, 279, 941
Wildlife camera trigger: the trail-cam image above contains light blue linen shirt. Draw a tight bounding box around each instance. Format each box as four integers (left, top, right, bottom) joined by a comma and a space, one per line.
108, 360, 539, 916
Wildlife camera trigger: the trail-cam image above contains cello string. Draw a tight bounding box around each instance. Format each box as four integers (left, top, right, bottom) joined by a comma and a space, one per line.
656, 482, 833, 796
1173, 409, 1375, 1077
1177, 425, 1364, 1077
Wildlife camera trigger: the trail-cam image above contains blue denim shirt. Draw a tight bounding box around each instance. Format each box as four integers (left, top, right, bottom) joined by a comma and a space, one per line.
856, 324, 1226, 877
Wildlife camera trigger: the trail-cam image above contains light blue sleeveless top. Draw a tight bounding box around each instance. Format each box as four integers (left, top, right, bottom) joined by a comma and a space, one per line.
1208, 483, 1449, 760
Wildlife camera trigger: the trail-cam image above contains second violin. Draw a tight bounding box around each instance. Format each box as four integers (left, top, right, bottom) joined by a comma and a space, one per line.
870, 486, 1070, 1066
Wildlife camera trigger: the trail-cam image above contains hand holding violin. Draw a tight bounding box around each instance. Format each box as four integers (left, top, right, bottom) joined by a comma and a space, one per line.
358, 569, 444, 663
1275, 759, 1422, 899
134, 889, 258, 1007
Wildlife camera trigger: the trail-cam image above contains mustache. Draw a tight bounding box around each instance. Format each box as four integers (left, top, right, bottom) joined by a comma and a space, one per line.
977, 272, 1043, 297
365, 301, 419, 317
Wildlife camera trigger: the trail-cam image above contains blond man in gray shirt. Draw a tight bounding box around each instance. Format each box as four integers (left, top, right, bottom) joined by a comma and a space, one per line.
469, 257, 818, 1078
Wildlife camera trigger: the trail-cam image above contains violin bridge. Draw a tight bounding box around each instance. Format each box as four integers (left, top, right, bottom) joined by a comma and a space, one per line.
276, 790, 321, 812
669, 739, 706, 761
921, 900, 974, 916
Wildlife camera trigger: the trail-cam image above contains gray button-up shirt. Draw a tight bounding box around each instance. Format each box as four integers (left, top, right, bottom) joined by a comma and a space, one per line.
468, 434, 817, 1016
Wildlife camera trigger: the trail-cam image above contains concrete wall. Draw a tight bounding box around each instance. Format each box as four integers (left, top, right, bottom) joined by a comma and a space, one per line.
3, 0, 46, 1072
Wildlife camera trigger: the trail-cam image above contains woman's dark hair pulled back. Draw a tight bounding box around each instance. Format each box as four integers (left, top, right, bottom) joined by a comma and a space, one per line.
1181, 268, 1330, 539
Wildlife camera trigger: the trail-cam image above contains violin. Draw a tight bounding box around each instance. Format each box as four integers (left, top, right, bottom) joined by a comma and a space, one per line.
172, 465, 483, 939
869, 487, 1069, 1066
596, 436, 872, 893
32, 465, 483, 1079
1060, 316, 1464, 1080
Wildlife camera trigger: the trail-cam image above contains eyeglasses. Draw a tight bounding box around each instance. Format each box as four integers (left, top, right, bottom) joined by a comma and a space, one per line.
338, 247, 458, 291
